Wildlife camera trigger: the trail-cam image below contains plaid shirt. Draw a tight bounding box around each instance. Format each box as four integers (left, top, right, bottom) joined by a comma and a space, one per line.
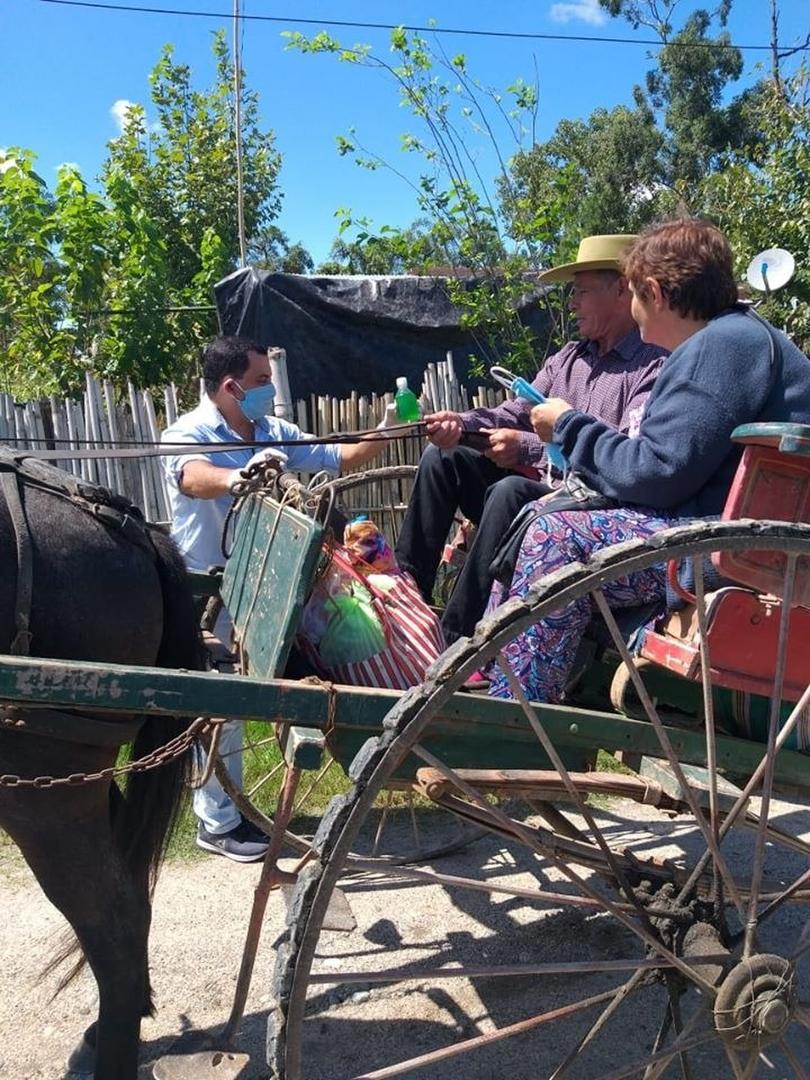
461, 328, 666, 473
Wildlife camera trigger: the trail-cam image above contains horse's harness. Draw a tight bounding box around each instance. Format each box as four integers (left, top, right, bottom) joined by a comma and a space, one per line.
0, 448, 156, 750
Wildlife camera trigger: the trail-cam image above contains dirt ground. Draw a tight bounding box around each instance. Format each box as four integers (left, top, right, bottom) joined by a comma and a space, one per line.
0, 792, 808, 1080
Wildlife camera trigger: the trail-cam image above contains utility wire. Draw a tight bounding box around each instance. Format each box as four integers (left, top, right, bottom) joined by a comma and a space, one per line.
39, 0, 808, 53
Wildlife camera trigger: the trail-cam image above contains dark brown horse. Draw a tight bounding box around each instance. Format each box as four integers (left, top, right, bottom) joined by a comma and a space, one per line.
0, 452, 205, 1078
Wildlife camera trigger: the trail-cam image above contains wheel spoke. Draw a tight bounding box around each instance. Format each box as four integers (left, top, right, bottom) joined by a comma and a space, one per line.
245, 756, 285, 798
412, 742, 718, 994
549, 970, 647, 1079
692, 557, 722, 905
744, 554, 798, 956
593, 588, 746, 918
642, 1000, 674, 1080
310, 957, 673, 985
723, 1046, 747, 1080
741, 811, 810, 860
371, 789, 393, 857
496, 650, 669, 930
780, 1037, 810, 1080
406, 788, 422, 854
349, 988, 622, 1080
594, 1008, 714, 1080
665, 978, 696, 1080
292, 754, 338, 817
679, 678, 810, 907
346, 858, 633, 911
746, 868, 810, 934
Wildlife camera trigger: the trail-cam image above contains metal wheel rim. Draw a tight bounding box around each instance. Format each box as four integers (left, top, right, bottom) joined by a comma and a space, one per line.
275, 521, 810, 1079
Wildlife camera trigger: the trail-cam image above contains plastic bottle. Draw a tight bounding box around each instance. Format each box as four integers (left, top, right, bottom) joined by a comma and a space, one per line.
394, 376, 422, 422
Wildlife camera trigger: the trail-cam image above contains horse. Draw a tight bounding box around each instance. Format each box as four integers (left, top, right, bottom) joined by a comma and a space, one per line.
0, 449, 206, 1079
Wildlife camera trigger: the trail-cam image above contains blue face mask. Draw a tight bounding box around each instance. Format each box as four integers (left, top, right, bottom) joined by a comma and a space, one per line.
235, 381, 276, 422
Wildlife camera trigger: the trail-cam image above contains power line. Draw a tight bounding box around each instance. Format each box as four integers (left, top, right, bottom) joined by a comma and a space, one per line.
39, 0, 807, 53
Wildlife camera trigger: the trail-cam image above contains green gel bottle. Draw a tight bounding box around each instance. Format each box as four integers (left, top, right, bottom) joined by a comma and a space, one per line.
395, 377, 421, 422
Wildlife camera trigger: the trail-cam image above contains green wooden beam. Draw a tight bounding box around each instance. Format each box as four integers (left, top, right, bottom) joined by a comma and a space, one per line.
0, 655, 806, 789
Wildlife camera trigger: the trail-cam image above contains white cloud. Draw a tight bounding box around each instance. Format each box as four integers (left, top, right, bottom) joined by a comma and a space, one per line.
110, 98, 136, 133
549, 0, 608, 26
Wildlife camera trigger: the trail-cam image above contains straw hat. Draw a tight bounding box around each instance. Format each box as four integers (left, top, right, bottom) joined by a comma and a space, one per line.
537, 234, 637, 283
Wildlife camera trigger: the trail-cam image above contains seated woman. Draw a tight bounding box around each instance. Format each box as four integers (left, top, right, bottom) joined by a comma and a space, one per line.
488, 218, 810, 702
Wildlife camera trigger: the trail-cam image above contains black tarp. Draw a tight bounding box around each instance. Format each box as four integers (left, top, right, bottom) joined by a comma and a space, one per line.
214, 268, 551, 400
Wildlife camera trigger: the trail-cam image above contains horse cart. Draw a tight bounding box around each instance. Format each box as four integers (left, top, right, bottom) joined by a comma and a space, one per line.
1, 421, 809, 1080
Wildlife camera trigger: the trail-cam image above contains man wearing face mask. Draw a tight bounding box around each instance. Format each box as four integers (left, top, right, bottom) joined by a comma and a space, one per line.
162, 335, 388, 861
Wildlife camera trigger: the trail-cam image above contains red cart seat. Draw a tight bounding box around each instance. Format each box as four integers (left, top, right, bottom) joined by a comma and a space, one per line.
714, 422, 810, 605
640, 586, 810, 702
639, 423, 810, 700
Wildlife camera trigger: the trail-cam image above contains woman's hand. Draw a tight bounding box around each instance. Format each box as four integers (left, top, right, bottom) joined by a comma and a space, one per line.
530, 399, 573, 441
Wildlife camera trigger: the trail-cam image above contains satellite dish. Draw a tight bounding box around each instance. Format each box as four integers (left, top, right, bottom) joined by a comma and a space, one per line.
745, 248, 796, 293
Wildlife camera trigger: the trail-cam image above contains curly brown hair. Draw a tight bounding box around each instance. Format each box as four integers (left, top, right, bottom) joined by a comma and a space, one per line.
621, 219, 738, 321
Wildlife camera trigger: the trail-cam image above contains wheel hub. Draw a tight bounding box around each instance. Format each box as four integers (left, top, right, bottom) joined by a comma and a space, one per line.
714, 954, 796, 1049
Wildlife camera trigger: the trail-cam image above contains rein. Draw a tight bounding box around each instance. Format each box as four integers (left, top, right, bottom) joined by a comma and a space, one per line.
2, 422, 426, 463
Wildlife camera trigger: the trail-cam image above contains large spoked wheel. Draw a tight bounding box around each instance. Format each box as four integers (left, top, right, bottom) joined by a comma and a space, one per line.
270, 521, 810, 1080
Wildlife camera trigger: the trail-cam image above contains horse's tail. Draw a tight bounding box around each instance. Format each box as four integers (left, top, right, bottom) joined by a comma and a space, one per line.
113, 527, 208, 896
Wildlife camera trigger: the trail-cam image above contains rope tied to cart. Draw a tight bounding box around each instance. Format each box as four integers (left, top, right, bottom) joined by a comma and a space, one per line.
300, 676, 338, 739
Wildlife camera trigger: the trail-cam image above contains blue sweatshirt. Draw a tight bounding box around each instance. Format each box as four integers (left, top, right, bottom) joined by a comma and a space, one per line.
554, 306, 810, 518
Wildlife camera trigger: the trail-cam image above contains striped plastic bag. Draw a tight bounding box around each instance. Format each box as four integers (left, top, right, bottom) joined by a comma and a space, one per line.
298, 546, 446, 690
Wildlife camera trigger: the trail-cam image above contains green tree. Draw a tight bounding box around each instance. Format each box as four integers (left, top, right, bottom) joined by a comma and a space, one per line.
317, 215, 462, 275
0, 150, 62, 396
104, 32, 282, 293
0, 34, 297, 396
697, 68, 810, 350
504, 104, 664, 264
248, 225, 314, 273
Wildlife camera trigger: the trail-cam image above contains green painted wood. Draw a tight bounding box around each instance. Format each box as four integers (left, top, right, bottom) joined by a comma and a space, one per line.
778, 434, 810, 457
1, 656, 806, 790
281, 725, 326, 770
732, 422, 810, 449
326, 719, 592, 777
220, 494, 324, 678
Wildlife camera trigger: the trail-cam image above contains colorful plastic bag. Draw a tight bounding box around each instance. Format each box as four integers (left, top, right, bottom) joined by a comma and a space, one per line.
298, 523, 446, 690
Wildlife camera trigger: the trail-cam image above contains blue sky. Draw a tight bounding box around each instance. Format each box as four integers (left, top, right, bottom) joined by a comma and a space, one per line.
3, 0, 808, 264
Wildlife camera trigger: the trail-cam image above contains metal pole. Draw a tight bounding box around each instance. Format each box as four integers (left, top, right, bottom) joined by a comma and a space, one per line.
233, 0, 248, 267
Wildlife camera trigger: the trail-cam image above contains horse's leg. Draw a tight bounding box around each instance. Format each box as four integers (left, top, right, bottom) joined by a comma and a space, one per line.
1, 743, 150, 1080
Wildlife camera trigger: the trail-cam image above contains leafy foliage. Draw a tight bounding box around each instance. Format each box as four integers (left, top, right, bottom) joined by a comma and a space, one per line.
697, 68, 810, 350
285, 26, 552, 376
296, 3, 808, 372
0, 34, 301, 397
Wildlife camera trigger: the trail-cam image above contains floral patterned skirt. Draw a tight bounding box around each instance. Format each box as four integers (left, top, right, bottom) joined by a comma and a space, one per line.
486, 504, 675, 703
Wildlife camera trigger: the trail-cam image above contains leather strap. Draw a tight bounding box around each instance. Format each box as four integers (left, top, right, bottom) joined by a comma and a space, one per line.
0, 468, 33, 656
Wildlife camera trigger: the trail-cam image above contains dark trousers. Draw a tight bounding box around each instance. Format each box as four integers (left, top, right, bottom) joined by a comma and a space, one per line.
394, 444, 550, 643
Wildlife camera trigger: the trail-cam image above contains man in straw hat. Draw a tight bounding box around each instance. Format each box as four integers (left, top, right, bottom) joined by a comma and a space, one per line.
396, 234, 668, 646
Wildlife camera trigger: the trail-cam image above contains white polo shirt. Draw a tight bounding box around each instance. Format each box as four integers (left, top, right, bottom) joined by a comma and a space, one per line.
162, 396, 341, 571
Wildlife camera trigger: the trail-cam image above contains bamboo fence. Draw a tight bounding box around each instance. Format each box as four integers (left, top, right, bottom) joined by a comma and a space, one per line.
1, 353, 506, 531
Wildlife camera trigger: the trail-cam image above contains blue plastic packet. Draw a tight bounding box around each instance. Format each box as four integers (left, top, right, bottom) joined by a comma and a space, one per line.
490, 367, 568, 470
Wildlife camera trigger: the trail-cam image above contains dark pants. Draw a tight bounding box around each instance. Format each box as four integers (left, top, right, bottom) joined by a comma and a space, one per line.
395, 444, 550, 643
